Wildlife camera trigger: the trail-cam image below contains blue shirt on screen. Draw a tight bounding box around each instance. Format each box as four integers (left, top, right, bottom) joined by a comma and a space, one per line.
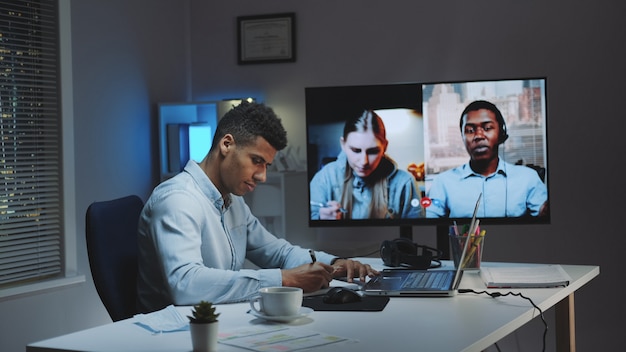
425, 159, 547, 218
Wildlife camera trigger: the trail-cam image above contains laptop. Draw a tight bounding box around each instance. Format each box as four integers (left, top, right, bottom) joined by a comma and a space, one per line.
361, 194, 482, 297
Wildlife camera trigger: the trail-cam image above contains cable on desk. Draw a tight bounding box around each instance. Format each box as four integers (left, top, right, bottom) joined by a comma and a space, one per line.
458, 289, 547, 352
352, 248, 380, 257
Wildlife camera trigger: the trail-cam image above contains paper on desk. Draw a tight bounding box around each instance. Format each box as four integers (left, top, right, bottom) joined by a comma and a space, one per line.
219, 325, 357, 352
133, 305, 189, 333
480, 264, 572, 288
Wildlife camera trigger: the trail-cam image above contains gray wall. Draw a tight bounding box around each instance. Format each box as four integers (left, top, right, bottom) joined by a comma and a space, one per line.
190, 3, 625, 349
1, 0, 623, 351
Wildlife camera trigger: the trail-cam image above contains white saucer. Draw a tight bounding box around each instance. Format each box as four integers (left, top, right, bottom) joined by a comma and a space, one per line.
248, 307, 313, 323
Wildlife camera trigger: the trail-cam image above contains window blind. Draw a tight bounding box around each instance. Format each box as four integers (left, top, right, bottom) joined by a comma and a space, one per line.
0, 0, 62, 287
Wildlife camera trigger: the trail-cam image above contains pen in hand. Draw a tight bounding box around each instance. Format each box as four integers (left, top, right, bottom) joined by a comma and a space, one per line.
309, 249, 317, 263
310, 201, 347, 213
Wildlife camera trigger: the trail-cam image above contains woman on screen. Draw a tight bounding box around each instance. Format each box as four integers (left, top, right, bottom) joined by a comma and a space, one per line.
309, 110, 421, 220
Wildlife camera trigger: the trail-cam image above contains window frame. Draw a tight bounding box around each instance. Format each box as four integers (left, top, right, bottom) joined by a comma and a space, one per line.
0, 0, 84, 300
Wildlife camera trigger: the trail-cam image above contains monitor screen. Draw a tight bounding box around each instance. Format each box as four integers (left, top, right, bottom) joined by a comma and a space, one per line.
305, 78, 549, 238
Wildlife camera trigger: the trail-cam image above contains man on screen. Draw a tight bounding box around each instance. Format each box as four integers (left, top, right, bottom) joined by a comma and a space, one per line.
425, 100, 548, 218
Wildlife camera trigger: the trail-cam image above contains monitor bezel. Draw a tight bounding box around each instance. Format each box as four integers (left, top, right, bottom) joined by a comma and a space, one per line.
305, 77, 550, 229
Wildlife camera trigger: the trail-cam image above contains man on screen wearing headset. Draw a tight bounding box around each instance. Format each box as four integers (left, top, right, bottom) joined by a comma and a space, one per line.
425, 100, 548, 218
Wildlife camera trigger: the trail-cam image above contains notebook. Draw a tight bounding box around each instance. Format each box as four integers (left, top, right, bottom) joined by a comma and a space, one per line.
361, 194, 482, 297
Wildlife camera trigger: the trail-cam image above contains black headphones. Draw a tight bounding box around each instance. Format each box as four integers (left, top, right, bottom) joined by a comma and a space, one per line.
460, 100, 509, 144
380, 238, 442, 269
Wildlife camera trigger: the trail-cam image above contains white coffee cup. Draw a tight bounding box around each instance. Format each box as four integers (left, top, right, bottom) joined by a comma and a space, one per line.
249, 287, 303, 317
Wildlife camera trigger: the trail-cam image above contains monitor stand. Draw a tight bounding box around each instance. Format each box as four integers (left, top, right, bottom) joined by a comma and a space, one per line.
399, 225, 451, 260
399, 225, 413, 240
436, 224, 451, 260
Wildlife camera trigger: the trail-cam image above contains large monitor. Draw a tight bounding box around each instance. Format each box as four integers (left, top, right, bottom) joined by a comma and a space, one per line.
305, 78, 549, 254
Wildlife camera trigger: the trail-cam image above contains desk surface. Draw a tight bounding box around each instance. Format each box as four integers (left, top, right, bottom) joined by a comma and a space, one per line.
27, 261, 599, 352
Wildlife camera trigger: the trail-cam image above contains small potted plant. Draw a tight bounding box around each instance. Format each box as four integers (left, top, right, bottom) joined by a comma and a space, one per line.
188, 301, 220, 352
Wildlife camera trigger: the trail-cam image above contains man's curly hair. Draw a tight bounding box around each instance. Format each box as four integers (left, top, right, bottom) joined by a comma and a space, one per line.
210, 101, 288, 152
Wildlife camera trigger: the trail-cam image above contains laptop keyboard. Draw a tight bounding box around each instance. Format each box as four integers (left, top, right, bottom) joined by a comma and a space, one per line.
401, 271, 452, 290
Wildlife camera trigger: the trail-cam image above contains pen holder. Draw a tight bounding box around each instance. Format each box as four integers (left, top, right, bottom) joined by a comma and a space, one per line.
450, 231, 485, 271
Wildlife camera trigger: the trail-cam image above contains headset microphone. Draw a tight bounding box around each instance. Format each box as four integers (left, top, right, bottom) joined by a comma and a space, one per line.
459, 100, 508, 144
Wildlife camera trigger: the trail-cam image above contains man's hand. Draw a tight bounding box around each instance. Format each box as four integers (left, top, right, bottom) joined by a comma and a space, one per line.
281, 262, 334, 293
330, 259, 379, 282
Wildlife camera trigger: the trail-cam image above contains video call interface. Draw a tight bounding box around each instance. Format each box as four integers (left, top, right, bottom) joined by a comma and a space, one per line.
305, 78, 548, 223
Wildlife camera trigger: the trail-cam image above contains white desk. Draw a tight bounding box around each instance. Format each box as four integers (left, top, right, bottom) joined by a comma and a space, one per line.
27, 261, 598, 352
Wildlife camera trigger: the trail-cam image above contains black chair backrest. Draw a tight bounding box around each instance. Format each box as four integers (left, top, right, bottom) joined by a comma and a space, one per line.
86, 195, 144, 322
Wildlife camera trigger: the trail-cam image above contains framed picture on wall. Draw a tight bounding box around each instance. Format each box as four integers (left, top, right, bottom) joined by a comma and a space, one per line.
237, 13, 296, 64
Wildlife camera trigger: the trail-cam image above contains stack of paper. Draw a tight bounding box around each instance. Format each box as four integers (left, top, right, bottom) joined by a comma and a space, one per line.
480, 265, 571, 288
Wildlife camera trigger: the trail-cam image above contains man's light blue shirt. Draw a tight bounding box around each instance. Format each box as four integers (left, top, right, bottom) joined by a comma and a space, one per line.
137, 160, 336, 313
425, 160, 547, 218
309, 152, 421, 219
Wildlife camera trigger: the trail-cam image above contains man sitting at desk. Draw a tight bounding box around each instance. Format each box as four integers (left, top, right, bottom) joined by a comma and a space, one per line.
137, 102, 377, 313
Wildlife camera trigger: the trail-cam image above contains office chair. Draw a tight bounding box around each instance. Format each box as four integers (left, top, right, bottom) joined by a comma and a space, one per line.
86, 195, 144, 322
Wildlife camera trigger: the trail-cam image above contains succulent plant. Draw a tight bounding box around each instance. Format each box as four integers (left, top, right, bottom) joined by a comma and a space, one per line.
188, 300, 220, 324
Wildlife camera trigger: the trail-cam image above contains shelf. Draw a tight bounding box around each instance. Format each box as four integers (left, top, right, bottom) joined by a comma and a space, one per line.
244, 171, 315, 246
158, 100, 253, 181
